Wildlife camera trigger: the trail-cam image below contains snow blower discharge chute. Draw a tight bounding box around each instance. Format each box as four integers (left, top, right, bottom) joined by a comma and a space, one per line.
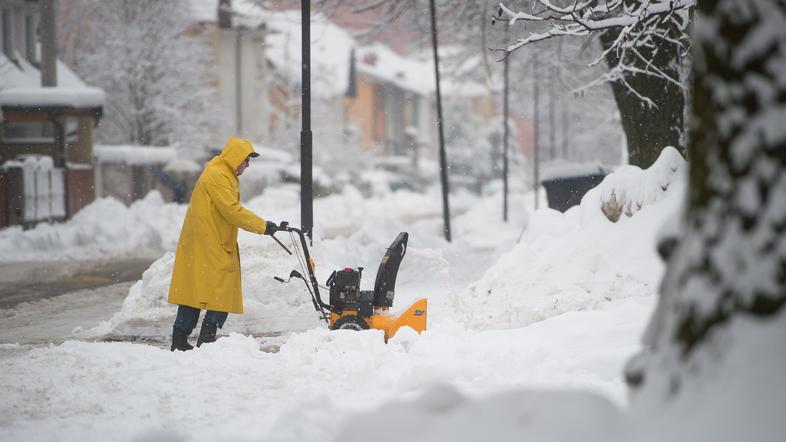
272, 222, 427, 341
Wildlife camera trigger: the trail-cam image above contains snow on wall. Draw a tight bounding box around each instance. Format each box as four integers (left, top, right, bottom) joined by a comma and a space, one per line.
0, 87, 105, 108
540, 159, 608, 182
93, 145, 177, 166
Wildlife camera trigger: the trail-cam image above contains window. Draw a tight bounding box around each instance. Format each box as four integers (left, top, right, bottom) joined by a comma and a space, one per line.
24, 14, 35, 62
1, 121, 54, 143
1, 120, 78, 144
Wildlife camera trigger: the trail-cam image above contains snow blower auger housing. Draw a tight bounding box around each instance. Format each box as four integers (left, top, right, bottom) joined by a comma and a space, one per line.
273, 223, 427, 341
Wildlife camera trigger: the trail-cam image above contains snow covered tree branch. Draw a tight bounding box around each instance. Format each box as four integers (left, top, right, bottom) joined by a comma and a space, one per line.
494, 0, 695, 168
495, 0, 694, 84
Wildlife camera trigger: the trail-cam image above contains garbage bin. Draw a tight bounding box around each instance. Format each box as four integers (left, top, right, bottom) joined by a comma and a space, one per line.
541, 166, 608, 213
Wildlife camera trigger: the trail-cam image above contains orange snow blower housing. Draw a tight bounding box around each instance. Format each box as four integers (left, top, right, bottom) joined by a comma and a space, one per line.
273, 225, 427, 341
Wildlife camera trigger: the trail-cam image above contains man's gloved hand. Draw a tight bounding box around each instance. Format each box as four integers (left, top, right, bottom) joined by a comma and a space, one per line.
264, 221, 279, 236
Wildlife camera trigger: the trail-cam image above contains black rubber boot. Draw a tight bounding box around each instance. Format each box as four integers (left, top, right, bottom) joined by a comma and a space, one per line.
196, 321, 218, 347
171, 326, 194, 352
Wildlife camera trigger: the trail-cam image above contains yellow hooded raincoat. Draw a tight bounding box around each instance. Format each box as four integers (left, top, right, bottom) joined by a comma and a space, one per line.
167, 137, 267, 313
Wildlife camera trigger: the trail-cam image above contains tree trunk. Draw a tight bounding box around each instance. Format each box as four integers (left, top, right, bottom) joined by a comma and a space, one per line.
639, 0, 786, 395
673, 0, 786, 353
599, 22, 686, 169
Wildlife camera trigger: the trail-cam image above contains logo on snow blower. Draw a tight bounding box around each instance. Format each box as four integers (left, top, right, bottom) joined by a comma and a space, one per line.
414, 310, 424, 316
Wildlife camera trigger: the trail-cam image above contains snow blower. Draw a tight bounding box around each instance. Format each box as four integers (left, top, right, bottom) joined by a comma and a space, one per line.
272, 222, 427, 341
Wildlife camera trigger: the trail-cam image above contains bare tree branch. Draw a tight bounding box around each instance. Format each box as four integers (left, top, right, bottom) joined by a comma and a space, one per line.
496, 0, 694, 103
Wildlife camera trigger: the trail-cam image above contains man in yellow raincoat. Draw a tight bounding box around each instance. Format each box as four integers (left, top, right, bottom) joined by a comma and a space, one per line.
168, 137, 278, 351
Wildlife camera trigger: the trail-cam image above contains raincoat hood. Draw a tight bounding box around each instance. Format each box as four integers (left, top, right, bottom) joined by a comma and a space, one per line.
218, 137, 256, 170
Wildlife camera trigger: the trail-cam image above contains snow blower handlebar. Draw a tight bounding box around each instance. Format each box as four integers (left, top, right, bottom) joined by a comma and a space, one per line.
268, 233, 292, 255
272, 222, 331, 322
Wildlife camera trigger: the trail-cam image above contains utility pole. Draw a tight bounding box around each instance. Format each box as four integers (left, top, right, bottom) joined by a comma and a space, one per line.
533, 60, 540, 210
502, 22, 509, 222
548, 62, 556, 161
429, 0, 451, 242
40, 0, 57, 88
300, 0, 313, 241
558, 39, 568, 159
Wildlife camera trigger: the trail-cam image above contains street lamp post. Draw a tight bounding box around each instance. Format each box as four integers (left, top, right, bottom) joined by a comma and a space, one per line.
502, 22, 510, 223
429, 0, 452, 242
300, 0, 313, 241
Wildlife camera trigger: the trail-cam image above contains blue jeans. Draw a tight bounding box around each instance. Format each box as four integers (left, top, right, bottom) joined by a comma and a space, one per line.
173, 305, 228, 334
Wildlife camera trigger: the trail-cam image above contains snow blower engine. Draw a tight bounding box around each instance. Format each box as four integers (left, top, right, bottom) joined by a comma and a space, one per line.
272, 223, 427, 341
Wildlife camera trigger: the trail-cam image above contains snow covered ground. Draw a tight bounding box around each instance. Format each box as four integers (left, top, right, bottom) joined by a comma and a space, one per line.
0, 152, 686, 442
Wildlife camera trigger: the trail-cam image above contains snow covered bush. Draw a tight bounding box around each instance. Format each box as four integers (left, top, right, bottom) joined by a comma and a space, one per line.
580, 146, 685, 223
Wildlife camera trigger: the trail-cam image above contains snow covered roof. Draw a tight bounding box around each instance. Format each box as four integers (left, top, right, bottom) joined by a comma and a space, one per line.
356, 43, 434, 96
186, 3, 487, 99
264, 12, 479, 98
189, 0, 266, 28
94, 145, 177, 166
164, 158, 202, 173
264, 10, 355, 99
0, 51, 105, 110
0, 87, 105, 109
540, 160, 609, 181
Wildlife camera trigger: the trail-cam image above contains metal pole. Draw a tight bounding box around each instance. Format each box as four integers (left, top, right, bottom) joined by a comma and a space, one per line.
558, 39, 568, 159
502, 23, 509, 223
533, 60, 540, 210
548, 62, 556, 160
40, 0, 57, 87
235, 30, 243, 134
429, 0, 451, 242
300, 0, 313, 241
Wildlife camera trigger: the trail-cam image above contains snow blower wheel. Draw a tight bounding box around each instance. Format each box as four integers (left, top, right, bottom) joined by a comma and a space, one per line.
331, 315, 369, 331
272, 223, 428, 341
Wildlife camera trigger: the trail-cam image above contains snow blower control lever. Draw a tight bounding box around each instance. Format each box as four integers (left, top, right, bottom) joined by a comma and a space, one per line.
272, 222, 427, 341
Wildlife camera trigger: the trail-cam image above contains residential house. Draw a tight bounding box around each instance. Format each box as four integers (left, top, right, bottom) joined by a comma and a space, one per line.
189, 0, 270, 147
346, 44, 435, 158
0, 0, 104, 228
260, 10, 439, 162
189, 3, 523, 179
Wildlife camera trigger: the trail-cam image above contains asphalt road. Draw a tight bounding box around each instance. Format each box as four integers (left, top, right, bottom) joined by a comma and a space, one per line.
0, 281, 135, 345
0, 258, 284, 350
0, 258, 156, 309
